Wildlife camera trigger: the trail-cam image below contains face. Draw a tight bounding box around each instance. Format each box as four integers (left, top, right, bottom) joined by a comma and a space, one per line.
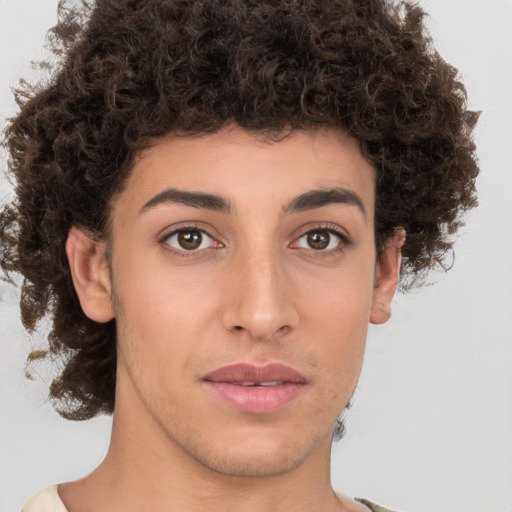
68, 125, 401, 478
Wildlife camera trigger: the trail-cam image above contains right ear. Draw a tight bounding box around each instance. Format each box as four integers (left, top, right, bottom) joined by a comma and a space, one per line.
65, 227, 115, 323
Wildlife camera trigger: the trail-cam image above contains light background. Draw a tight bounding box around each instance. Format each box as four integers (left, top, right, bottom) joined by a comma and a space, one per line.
0, 1, 511, 511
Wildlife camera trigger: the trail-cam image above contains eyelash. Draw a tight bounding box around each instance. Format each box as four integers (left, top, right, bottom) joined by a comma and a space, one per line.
158, 223, 352, 257
159, 224, 220, 257
292, 224, 352, 256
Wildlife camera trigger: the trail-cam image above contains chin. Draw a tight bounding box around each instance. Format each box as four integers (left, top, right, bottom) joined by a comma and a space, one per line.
192, 446, 310, 478
177, 423, 331, 478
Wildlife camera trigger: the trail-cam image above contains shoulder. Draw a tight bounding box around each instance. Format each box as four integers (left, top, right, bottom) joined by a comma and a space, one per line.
21, 485, 69, 512
355, 497, 401, 512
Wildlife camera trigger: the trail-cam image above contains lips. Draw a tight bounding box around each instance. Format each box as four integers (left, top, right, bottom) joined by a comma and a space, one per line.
203, 363, 307, 413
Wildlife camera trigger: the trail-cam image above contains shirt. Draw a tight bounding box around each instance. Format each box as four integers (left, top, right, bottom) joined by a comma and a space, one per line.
22, 484, 398, 512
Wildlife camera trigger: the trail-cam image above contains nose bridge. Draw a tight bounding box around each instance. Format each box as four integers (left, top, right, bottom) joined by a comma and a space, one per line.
224, 241, 298, 340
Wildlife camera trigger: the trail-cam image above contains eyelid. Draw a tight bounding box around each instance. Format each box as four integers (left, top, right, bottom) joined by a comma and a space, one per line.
158, 223, 223, 255
289, 223, 353, 252
157, 221, 352, 257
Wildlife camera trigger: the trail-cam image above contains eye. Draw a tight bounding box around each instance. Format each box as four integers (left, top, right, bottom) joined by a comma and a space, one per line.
293, 228, 347, 252
163, 227, 219, 252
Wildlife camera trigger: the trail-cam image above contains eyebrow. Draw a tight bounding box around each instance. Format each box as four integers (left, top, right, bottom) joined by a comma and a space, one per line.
139, 186, 366, 218
283, 187, 366, 218
140, 188, 232, 214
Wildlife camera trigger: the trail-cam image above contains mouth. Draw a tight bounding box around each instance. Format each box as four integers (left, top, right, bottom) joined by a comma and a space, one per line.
227, 381, 286, 387
203, 363, 307, 413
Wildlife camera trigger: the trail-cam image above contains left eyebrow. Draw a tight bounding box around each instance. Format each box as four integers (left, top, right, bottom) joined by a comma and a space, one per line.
139, 188, 232, 215
283, 187, 367, 218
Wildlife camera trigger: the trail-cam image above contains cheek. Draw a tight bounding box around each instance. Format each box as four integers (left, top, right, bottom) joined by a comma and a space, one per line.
297, 263, 375, 384
300, 257, 375, 337
112, 258, 221, 372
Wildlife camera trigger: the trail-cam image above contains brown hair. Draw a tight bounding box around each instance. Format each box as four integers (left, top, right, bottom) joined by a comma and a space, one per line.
0, 0, 479, 420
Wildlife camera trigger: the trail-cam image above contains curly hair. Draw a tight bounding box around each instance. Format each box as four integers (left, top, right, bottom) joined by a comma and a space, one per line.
0, 0, 479, 420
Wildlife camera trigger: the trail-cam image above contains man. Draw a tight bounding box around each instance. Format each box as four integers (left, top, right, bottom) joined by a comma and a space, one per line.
0, 0, 479, 510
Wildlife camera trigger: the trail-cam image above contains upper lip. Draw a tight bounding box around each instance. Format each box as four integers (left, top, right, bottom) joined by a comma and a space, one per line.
204, 363, 307, 384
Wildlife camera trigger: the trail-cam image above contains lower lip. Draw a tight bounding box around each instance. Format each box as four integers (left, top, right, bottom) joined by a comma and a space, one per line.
204, 382, 305, 413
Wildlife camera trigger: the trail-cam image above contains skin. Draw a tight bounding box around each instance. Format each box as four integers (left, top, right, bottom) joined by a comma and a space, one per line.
62, 125, 403, 512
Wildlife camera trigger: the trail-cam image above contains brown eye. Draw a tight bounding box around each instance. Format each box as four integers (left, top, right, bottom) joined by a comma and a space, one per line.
164, 228, 218, 252
177, 229, 203, 250
293, 228, 346, 252
306, 230, 331, 250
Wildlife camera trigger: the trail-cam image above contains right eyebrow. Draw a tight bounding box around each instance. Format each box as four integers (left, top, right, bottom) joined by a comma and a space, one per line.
139, 188, 232, 215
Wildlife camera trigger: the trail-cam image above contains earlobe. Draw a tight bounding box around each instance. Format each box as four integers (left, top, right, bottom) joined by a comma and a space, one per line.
370, 229, 405, 325
65, 227, 115, 323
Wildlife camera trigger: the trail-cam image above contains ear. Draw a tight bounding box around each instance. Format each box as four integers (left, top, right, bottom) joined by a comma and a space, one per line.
65, 227, 115, 323
370, 229, 406, 325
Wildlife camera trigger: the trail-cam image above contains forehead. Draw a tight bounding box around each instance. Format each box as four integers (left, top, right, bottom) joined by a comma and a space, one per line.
112, 125, 376, 220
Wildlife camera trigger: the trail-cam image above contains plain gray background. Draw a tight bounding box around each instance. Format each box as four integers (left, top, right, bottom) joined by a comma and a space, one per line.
1, 1, 511, 511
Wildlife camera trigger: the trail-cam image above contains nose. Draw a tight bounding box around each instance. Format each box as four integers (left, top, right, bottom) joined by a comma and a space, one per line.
222, 247, 299, 341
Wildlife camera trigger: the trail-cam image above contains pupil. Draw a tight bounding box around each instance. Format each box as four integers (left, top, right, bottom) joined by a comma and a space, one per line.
307, 231, 329, 250
178, 230, 202, 250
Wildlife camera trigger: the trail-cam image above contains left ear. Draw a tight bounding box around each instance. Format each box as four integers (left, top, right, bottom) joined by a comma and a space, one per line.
370, 228, 406, 325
